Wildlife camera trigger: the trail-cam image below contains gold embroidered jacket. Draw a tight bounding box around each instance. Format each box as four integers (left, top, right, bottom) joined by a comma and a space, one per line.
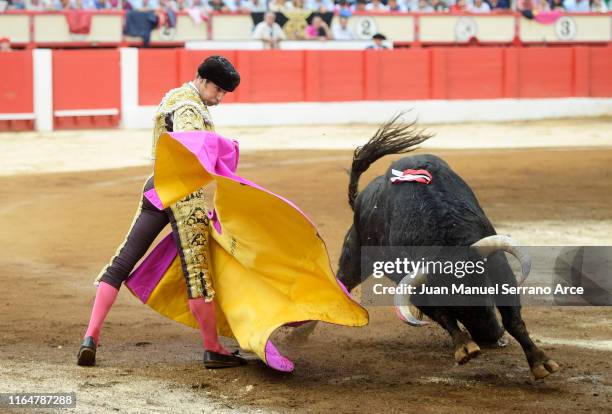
152, 82, 215, 158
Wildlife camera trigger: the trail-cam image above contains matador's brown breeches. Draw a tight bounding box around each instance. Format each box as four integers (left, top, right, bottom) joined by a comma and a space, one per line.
95, 176, 215, 301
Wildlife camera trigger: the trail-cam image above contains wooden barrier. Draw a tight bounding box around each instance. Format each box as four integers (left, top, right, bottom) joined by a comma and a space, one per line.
0, 51, 34, 131
137, 46, 612, 105
0, 46, 610, 131
52, 49, 121, 129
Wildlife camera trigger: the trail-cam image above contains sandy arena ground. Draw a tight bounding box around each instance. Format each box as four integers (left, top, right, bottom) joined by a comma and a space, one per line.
0, 119, 611, 413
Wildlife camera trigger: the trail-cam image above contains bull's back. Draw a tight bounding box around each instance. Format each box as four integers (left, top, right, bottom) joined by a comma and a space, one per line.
357, 154, 495, 246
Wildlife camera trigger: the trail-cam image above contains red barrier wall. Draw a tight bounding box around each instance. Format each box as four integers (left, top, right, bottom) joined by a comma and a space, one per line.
138, 46, 612, 106
1, 46, 610, 132
52, 49, 121, 129
0, 51, 34, 131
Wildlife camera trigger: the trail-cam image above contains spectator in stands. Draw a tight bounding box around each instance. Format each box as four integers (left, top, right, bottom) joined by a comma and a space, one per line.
469, 0, 491, 11
517, 0, 551, 13
128, 0, 160, 9
292, 0, 306, 10
252, 11, 286, 48
331, 11, 356, 39
169, 0, 189, 11
562, 0, 589, 10
240, 0, 267, 11
306, 0, 333, 12
189, 0, 208, 11
353, 0, 367, 11
305, 14, 332, 39
487, 0, 511, 10
366, 32, 388, 49
549, 0, 566, 10
269, 0, 293, 11
334, 0, 352, 13
450, 0, 467, 11
388, 0, 409, 11
414, 0, 434, 11
366, 0, 390, 10
71, 0, 97, 9
208, 0, 231, 11
590, 0, 608, 10
8, 0, 26, 8
0, 37, 12, 52
430, 0, 449, 11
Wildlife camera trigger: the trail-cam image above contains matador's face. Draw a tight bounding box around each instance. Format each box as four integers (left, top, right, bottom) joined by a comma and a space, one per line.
195, 77, 228, 106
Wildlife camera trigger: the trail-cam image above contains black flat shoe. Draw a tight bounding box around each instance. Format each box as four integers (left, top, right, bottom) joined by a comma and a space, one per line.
203, 350, 247, 369
77, 336, 97, 366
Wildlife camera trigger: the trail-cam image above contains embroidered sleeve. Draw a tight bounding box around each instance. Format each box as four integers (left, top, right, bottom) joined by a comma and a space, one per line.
173, 106, 206, 132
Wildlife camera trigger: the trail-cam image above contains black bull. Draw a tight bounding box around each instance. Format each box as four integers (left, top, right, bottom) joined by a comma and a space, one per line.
295, 116, 559, 379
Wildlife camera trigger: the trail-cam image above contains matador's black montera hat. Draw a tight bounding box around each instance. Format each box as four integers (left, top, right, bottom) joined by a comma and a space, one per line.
197, 55, 241, 92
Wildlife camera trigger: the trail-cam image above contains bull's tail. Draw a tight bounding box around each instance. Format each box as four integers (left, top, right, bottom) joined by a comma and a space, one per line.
348, 112, 433, 210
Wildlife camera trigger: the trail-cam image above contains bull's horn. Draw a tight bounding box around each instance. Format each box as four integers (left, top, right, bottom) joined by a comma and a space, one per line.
470, 235, 531, 285
394, 272, 429, 327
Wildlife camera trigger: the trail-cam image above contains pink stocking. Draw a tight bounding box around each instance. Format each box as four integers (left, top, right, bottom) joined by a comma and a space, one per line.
84, 281, 119, 343
188, 298, 230, 355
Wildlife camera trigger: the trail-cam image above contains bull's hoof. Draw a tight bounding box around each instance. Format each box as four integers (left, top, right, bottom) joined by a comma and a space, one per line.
454, 340, 481, 365
531, 359, 560, 379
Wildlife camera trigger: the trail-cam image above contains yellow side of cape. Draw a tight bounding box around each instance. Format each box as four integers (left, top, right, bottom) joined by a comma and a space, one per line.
143, 133, 369, 364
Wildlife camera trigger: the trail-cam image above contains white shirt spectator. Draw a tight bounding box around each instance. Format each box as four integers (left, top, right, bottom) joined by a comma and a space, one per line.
305, 0, 333, 11
468, 0, 490, 12
239, 0, 267, 11
252, 12, 286, 49
365, 0, 390, 10
268, 0, 293, 12
564, 0, 590, 11
331, 17, 355, 40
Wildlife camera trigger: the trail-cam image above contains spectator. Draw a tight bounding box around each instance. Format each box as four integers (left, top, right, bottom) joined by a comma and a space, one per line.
518, 0, 551, 12
414, 0, 433, 11
208, 0, 230, 11
450, 0, 467, 11
366, 32, 388, 49
469, 0, 491, 11
564, 0, 589, 10
292, 0, 306, 9
25, 0, 44, 10
128, 0, 160, 9
269, 0, 293, 11
169, 0, 190, 11
331, 12, 355, 39
590, 0, 608, 10
430, 0, 449, 11
366, 0, 390, 10
252, 11, 286, 48
388, 0, 409, 11
305, 14, 331, 39
549, 0, 565, 10
190, 0, 208, 10
0, 37, 12, 52
487, 0, 511, 10
353, 0, 367, 11
8, 0, 26, 8
240, 0, 267, 11
71, 0, 97, 9
334, 0, 352, 13
305, 0, 333, 12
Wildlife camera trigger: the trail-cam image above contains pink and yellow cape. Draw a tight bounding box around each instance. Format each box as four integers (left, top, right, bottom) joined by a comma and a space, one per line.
125, 131, 368, 371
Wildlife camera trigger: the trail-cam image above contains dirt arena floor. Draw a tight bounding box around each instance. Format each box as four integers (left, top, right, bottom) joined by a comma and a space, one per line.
1, 122, 611, 413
